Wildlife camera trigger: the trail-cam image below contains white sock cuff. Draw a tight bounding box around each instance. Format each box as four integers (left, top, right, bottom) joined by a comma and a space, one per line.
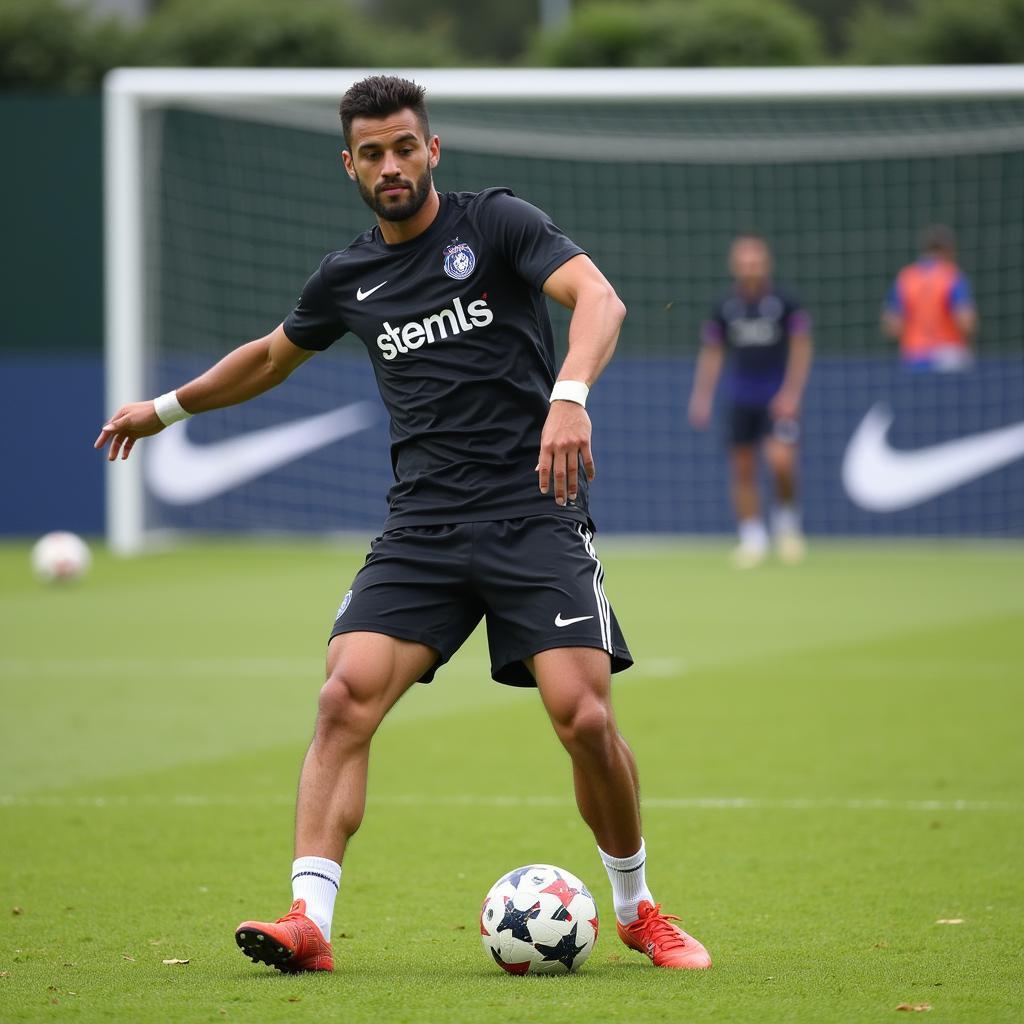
598, 838, 646, 873
773, 505, 801, 533
291, 856, 341, 891
739, 518, 769, 547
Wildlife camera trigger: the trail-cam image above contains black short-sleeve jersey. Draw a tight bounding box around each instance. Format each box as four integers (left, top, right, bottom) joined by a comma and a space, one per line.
701, 286, 810, 405
283, 189, 587, 530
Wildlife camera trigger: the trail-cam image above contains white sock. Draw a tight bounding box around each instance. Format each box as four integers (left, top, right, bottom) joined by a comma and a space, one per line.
291, 856, 341, 941
599, 838, 654, 925
738, 517, 769, 550
773, 504, 801, 536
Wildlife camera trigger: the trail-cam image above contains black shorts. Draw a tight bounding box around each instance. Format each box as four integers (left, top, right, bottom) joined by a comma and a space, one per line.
329, 516, 633, 687
728, 403, 800, 446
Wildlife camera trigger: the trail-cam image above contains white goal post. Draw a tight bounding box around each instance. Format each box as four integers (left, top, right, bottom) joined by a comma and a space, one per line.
104, 65, 1024, 553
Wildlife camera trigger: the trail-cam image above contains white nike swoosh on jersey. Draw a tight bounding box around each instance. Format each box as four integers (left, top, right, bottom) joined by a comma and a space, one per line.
842, 402, 1024, 512
555, 613, 595, 627
144, 401, 379, 505
356, 281, 388, 301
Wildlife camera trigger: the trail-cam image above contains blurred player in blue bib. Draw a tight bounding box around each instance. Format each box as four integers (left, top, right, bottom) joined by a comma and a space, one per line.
688, 235, 814, 567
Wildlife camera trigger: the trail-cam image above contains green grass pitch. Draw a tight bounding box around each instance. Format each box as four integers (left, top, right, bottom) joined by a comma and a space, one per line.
1, 538, 1022, 1023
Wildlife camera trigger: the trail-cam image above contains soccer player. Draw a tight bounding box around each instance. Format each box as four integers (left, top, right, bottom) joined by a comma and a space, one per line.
882, 224, 978, 372
95, 76, 711, 973
688, 234, 813, 568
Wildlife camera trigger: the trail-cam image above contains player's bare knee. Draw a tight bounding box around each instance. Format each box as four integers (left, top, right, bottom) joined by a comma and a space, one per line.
316, 670, 380, 742
556, 698, 614, 758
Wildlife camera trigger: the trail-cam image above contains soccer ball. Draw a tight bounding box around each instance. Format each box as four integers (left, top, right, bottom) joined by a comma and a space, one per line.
31, 531, 91, 583
480, 864, 598, 975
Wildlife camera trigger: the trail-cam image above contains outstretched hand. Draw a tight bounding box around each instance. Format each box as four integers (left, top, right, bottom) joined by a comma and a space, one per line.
770, 388, 801, 422
688, 393, 712, 430
536, 400, 595, 507
94, 401, 165, 461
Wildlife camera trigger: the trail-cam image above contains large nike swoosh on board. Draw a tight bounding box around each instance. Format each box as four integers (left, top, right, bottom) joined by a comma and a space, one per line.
842, 402, 1024, 512
144, 401, 379, 505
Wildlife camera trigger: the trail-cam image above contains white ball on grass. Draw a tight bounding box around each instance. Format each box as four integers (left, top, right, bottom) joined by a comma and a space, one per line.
31, 531, 92, 583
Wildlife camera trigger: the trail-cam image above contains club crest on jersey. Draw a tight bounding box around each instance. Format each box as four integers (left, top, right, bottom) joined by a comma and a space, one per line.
336, 590, 353, 620
443, 241, 476, 281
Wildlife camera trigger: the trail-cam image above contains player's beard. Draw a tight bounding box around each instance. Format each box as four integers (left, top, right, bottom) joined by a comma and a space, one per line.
359, 165, 433, 222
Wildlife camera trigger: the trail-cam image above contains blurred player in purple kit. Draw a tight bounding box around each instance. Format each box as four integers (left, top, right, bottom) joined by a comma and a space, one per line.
689, 235, 814, 567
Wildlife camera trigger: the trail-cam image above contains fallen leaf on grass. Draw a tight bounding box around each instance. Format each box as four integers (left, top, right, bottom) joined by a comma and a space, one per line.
0, 971, 9, 977
451, 924, 466, 931
935, 919, 963, 925
896, 1004, 932, 1013
121, 955, 136, 962
287, 996, 301, 1003
874, 941, 890, 948
11, 907, 23, 916
162, 959, 190, 966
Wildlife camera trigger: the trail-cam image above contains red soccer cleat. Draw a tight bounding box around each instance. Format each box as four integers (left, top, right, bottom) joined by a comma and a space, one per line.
235, 899, 334, 973
616, 900, 712, 969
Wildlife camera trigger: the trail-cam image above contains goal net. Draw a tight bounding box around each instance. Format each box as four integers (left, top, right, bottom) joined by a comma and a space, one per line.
105, 67, 1024, 552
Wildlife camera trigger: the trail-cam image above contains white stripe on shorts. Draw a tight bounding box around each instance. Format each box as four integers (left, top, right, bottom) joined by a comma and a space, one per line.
575, 523, 613, 653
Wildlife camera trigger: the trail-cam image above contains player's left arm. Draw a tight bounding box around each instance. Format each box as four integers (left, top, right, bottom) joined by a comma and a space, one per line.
772, 311, 814, 421
950, 272, 979, 342
537, 253, 627, 506
881, 277, 904, 341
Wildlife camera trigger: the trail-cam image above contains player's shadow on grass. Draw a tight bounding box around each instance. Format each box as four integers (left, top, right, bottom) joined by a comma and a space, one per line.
234, 958, 657, 983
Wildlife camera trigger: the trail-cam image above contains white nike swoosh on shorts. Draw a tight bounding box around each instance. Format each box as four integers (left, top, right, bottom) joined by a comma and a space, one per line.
555, 613, 595, 627
145, 401, 379, 505
842, 402, 1024, 512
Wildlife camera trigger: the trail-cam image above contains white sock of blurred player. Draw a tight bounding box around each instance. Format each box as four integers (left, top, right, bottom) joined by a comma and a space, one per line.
291, 856, 341, 940
772, 504, 800, 536
734, 517, 769, 568
599, 838, 654, 924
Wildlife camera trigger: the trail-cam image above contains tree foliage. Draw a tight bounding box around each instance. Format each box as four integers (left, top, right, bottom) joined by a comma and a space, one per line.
846, 0, 1024, 64
0, 0, 456, 91
138, 0, 456, 69
0, 0, 129, 90
529, 0, 825, 67
3, 0, 1024, 93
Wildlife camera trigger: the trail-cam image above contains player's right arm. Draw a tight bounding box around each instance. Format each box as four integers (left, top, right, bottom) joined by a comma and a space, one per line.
688, 313, 726, 430
94, 324, 313, 461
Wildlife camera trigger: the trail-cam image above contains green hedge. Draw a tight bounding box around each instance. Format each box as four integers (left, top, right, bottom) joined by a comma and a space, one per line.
4, 0, 1024, 93
0, 0, 129, 90
0, 0, 457, 91
137, 0, 456, 69
846, 0, 1024, 64
529, 0, 825, 67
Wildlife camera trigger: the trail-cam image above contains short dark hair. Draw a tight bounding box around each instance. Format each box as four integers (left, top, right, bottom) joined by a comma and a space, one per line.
922, 224, 956, 256
731, 232, 770, 252
339, 75, 429, 149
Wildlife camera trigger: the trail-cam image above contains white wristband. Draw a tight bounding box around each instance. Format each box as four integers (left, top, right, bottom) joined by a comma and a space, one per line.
153, 390, 192, 427
550, 380, 589, 408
